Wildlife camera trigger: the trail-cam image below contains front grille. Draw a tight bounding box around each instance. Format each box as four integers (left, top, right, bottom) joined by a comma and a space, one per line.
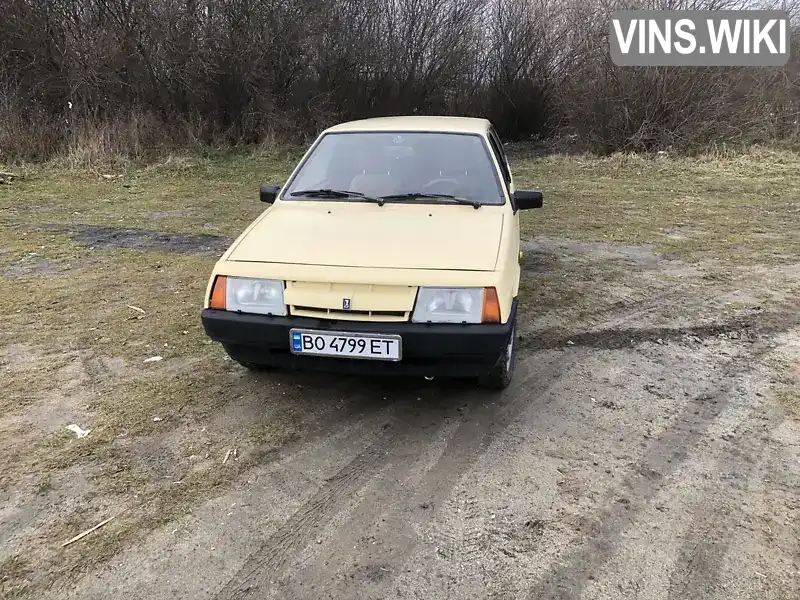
290, 306, 409, 322
285, 280, 417, 322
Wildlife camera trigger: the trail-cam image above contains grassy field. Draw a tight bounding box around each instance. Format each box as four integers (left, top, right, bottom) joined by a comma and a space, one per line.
1, 149, 799, 598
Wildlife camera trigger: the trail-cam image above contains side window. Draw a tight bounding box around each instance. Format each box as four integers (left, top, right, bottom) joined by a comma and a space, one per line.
488, 131, 511, 185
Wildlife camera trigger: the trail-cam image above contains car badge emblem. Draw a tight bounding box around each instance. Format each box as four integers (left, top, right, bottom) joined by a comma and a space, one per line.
342, 298, 351, 310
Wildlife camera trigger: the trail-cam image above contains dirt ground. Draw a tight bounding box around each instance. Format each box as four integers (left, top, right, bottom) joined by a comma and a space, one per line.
1, 152, 798, 600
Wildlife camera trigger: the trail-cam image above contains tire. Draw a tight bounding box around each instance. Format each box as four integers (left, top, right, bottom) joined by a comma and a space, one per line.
478, 318, 517, 390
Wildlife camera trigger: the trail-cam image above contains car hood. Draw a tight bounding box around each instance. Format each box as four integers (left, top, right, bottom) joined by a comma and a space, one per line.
226, 201, 504, 271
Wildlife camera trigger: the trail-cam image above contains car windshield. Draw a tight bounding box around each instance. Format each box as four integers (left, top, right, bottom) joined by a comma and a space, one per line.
283, 132, 506, 205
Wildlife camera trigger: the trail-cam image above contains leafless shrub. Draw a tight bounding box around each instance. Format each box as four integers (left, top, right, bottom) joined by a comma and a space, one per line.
555, 0, 800, 152
0, 0, 797, 163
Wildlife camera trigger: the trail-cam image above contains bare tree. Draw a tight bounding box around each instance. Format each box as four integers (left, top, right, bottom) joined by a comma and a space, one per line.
0, 0, 797, 161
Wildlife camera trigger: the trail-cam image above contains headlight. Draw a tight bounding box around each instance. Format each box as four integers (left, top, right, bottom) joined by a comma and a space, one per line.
412, 287, 487, 323
209, 276, 287, 316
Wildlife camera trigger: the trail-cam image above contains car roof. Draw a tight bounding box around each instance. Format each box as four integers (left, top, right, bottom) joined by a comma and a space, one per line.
323, 116, 492, 136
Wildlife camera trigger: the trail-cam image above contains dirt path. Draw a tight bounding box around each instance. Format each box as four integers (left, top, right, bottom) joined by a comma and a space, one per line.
33, 238, 798, 600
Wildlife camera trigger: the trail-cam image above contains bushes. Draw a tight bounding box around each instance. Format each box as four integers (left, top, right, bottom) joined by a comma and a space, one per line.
0, 0, 798, 163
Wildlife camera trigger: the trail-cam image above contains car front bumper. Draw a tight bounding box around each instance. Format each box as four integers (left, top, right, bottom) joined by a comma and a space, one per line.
201, 300, 517, 378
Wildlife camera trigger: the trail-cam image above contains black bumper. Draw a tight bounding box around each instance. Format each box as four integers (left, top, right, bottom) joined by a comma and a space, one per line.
201, 300, 517, 378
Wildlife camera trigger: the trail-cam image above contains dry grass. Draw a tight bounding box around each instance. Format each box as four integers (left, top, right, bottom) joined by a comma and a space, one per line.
1, 149, 799, 598
513, 150, 800, 264
0, 171, 303, 596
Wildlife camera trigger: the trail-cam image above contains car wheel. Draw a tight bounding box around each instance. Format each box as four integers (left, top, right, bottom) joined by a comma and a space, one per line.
478, 318, 517, 390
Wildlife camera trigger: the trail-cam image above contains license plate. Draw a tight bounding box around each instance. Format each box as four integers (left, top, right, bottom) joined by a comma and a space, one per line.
289, 329, 402, 361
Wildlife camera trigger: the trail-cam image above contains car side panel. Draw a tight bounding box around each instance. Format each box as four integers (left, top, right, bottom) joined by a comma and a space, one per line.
483, 128, 522, 304
492, 208, 520, 319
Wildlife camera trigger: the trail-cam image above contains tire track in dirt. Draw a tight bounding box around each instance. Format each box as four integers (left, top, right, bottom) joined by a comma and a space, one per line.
519, 272, 794, 366
303, 289, 749, 600
521, 319, 763, 352
260, 372, 393, 445
520, 275, 784, 354
271, 351, 576, 600
709, 419, 800, 600
51, 380, 428, 600
211, 381, 490, 600
665, 441, 758, 600
576, 370, 773, 599
664, 399, 798, 600
354, 290, 771, 600
666, 505, 736, 600
242, 370, 427, 469
395, 351, 583, 594
213, 294, 795, 600
212, 422, 403, 600
213, 350, 574, 600
524, 322, 793, 600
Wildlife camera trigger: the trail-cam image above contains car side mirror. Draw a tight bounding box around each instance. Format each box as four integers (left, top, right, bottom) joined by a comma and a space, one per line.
513, 190, 543, 210
260, 185, 280, 204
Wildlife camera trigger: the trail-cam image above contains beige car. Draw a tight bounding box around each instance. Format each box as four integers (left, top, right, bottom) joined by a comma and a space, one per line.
201, 116, 543, 389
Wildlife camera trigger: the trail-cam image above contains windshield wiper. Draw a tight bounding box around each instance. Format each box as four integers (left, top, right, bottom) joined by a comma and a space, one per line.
289, 188, 385, 205
379, 192, 481, 209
